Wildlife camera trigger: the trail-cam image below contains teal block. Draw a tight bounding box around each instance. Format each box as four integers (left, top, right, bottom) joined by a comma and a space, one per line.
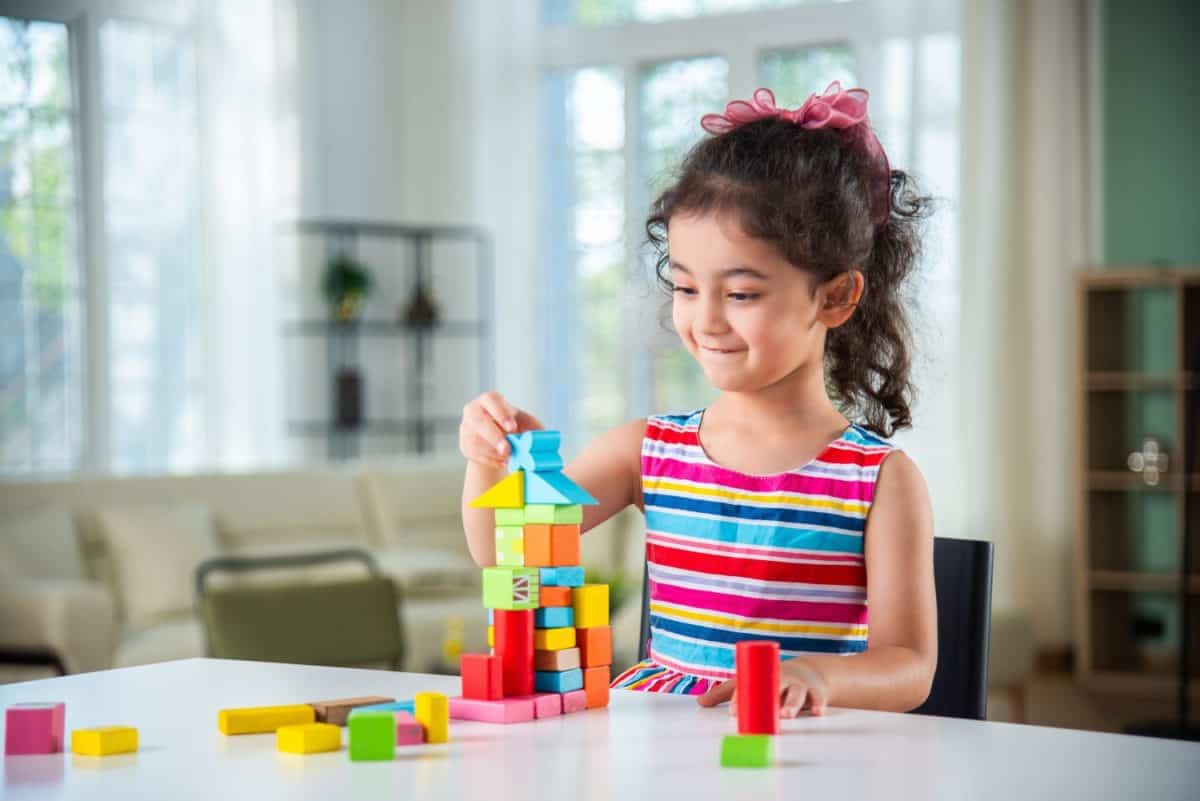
535, 606, 574, 628
494, 507, 526, 526
524, 504, 582, 524
482, 566, 540, 610
506, 430, 564, 473
540, 566, 584, 588
720, 734, 773, 768
350, 700, 414, 717
535, 668, 583, 693
495, 526, 524, 566
525, 470, 597, 505
349, 712, 396, 761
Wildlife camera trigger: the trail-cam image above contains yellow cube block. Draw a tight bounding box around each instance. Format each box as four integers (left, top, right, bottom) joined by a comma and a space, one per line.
534, 626, 577, 651
218, 704, 315, 735
573, 584, 610, 629
276, 722, 341, 754
487, 625, 495, 647
71, 726, 138, 756
414, 692, 449, 744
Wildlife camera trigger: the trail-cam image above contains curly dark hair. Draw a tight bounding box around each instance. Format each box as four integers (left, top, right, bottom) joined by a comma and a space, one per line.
645, 117, 932, 437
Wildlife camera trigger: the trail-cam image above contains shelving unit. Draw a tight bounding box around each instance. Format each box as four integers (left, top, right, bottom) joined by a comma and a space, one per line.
1074, 269, 1200, 713
286, 220, 493, 461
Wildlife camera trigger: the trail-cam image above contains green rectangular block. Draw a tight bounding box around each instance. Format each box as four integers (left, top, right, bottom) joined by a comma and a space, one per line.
494, 508, 526, 526
720, 734, 773, 768
495, 526, 524, 567
524, 504, 582, 524
482, 566, 540, 610
349, 712, 395, 761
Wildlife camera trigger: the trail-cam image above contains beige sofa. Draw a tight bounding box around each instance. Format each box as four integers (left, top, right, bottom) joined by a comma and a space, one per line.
0, 460, 645, 677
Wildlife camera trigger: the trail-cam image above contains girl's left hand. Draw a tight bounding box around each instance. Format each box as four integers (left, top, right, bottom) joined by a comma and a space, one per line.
696, 657, 831, 718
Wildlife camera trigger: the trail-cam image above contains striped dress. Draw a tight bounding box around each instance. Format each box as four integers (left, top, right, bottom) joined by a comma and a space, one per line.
611, 409, 895, 695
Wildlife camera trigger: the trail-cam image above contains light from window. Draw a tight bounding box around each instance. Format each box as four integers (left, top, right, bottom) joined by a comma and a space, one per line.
545, 0, 841, 26
760, 43, 857, 105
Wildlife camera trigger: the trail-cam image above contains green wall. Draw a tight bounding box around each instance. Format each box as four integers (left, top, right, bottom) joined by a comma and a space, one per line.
1103, 0, 1200, 265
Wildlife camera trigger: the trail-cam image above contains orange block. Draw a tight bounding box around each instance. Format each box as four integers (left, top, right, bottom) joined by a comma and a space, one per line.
577, 625, 612, 668
550, 524, 580, 566
523, 524, 553, 567
583, 666, 610, 709
540, 586, 572, 607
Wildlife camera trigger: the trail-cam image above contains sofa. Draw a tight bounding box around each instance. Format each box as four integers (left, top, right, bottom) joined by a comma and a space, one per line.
0, 459, 646, 678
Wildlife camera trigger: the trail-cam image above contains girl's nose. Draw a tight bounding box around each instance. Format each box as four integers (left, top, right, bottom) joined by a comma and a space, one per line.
697, 294, 728, 334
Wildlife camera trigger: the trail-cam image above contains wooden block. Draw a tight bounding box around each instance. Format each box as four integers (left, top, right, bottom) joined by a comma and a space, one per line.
393, 712, 425, 746
469, 471, 525, 508
461, 653, 503, 701
494, 507, 525, 526
448, 696, 535, 724
348, 711, 395, 761
577, 625, 612, 668
71, 726, 138, 757
505, 430, 565, 473
4, 703, 65, 754
308, 696, 395, 726
524, 470, 596, 505
522, 524, 553, 567
533, 627, 576, 651
720, 734, 774, 768
495, 609, 535, 697
482, 566, 539, 610
276, 723, 340, 755
219, 704, 314, 735
572, 584, 609, 628
561, 689, 588, 714
535, 668, 583, 693
550, 524, 581, 566
525, 504, 582, 524
534, 647, 581, 672
583, 666, 610, 709
349, 700, 414, 717
414, 692, 449, 744
487, 625, 494, 648
531, 693, 562, 718
534, 606, 574, 629
539, 566, 584, 587
736, 641, 780, 735
495, 526, 525, 566
539, 586, 572, 607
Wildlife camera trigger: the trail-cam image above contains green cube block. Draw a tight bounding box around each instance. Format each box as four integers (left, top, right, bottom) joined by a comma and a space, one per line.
524, 504, 582, 524
349, 712, 395, 761
494, 507, 526, 526
495, 526, 524, 566
720, 735, 773, 768
482, 566, 539, 610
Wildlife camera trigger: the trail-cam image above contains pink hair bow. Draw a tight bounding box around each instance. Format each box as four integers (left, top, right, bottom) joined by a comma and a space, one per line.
700, 82, 891, 223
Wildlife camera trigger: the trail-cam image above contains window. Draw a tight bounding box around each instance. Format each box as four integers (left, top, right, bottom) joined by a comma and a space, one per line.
545, 0, 838, 26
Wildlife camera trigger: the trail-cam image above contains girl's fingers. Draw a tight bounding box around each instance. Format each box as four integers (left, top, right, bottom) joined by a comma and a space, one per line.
515, 409, 546, 432
780, 684, 807, 719
471, 411, 511, 458
479, 392, 518, 433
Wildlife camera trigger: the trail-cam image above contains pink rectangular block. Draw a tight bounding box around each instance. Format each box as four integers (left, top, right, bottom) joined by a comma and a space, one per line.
561, 690, 588, 714
4, 702, 65, 755
394, 711, 425, 745
531, 693, 562, 718
448, 696, 534, 724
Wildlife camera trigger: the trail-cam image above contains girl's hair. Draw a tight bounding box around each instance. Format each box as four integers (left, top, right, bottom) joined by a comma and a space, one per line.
646, 117, 931, 438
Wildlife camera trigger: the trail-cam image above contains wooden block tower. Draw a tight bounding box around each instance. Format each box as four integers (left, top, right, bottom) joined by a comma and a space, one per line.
452, 430, 613, 722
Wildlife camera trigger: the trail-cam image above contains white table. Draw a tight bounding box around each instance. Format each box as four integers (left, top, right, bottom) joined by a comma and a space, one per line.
1, 658, 1196, 800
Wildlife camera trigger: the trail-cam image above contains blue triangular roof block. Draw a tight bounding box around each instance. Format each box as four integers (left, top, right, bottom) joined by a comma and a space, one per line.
524, 469, 597, 506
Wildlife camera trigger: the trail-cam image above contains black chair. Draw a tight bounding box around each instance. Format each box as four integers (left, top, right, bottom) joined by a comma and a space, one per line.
637, 536, 994, 720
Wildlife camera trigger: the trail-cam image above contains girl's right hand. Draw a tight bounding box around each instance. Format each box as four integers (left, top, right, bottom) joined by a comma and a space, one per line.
459, 391, 545, 469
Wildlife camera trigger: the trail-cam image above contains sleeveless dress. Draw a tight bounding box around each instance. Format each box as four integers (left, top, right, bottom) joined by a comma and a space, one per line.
611, 409, 896, 695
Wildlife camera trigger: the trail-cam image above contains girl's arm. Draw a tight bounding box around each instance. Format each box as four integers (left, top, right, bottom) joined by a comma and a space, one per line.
563, 418, 647, 534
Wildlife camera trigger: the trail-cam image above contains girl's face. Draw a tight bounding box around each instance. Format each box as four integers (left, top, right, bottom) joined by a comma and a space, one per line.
667, 211, 834, 394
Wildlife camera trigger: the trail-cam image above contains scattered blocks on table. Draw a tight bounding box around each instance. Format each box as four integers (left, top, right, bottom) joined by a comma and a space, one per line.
534, 606, 574, 629
219, 704, 315, 735
735, 640, 780, 735
308, 696, 395, 726
534, 647, 581, 672
524, 470, 597, 505
414, 693, 449, 744
495, 526, 525, 567
482, 566, 540, 610
393, 712, 425, 746
531, 693, 563, 718
506, 430, 565, 473
469, 470, 525, 508
583, 666, 611, 709
4, 702, 65, 755
539, 566, 584, 588
494, 609, 535, 697
720, 734, 774, 768
448, 696, 535, 724
350, 700, 414, 717
550, 524, 581, 566
461, 653, 503, 701
494, 507, 526, 526
577, 625, 613, 668
70, 725, 138, 757
524, 504, 582, 524
539, 585, 572, 607
348, 711, 396, 761
522, 524, 553, 567
276, 723, 340, 755
572, 584, 610, 628
561, 690, 588, 714
534, 627, 576, 651
535, 668, 583, 693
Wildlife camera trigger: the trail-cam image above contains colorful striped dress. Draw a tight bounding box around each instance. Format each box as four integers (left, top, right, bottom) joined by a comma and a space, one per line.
611, 409, 895, 695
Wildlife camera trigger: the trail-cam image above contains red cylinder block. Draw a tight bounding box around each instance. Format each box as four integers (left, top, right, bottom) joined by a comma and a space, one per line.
735, 640, 780, 735
494, 608, 535, 697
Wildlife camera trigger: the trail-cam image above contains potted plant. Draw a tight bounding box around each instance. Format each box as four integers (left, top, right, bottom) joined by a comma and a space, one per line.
321, 254, 374, 322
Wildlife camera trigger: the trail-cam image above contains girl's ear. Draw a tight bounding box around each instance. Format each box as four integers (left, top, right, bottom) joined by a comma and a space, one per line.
817, 270, 865, 329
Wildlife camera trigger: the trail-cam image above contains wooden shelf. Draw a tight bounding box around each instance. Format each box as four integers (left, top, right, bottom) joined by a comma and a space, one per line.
1083, 671, 1200, 699
1090, 571, 1200, 593
1085, 372, 1197, 391
1085, 471, 1197, 491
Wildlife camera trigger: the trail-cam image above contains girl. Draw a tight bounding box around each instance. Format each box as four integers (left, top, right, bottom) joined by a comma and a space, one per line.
460, 83, 937, 718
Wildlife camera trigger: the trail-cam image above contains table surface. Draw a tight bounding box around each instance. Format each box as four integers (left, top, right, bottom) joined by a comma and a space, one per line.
1, 658, 1197, 800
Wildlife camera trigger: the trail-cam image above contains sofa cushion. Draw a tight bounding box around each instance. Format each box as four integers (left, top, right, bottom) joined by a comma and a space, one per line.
372, 545, 481, 598
113, 615, 206, 668
0, 507, 85, 581
93, 504, 219, 630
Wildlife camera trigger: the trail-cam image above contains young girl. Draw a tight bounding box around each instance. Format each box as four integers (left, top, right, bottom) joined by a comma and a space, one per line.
459, 83, 937, 718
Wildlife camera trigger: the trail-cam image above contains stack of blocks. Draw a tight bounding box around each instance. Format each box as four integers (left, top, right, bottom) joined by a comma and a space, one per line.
454, 430, 613, 722
720, 641, 780, 768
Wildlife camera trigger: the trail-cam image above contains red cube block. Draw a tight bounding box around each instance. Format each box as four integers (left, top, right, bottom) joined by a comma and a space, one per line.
4, 702, 65, 755
461, 653, 503, 701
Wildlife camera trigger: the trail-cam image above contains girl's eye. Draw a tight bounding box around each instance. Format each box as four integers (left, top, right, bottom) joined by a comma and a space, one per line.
728, 292, 759, 302
671, 286, 697, 296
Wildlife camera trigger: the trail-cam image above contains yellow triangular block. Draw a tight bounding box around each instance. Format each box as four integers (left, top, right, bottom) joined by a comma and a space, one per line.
469, 471, 525, 508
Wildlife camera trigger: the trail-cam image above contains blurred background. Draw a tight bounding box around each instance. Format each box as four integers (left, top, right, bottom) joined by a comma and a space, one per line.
0, 0, 1197, 736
